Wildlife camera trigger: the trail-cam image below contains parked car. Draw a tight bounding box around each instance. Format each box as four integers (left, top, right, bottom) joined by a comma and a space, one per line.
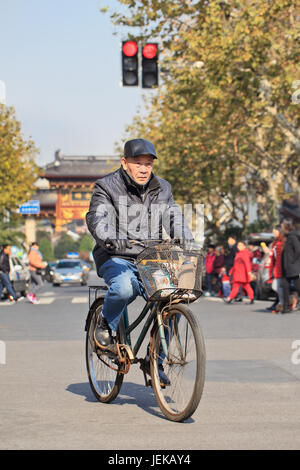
1, 256, 30, 299
52, 259, 90, 286
44, 262, 57, 283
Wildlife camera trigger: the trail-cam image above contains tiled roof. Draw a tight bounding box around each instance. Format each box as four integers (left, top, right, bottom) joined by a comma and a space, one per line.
44, 152, 120, 179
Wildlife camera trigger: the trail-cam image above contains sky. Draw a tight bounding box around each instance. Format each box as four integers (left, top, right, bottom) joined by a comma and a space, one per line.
0, 0, 148, 166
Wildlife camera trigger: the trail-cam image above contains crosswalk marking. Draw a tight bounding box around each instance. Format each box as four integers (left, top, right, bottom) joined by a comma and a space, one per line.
71, 297, 88, 304
37, 297, 54, 305
0, 295, 91, 307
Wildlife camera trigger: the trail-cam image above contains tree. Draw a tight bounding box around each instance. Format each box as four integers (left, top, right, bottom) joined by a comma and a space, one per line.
39, 237, 54, 262
79, 234, 94, 253
54, 233, 80, 260
109, 0, 300, 233
0, 216, 25, 246
0, 104, 39, 215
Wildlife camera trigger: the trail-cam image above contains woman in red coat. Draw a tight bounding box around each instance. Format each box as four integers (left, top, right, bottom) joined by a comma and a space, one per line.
224, 241, 254, 304
267, 225, 284, 313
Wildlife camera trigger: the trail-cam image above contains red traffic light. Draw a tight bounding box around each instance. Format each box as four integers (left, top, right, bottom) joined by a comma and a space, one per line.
142, 44, 158, 59
122, 41, 138, 57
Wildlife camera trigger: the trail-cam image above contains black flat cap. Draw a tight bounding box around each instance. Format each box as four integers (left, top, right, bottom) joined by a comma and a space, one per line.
124, 139, 157, 159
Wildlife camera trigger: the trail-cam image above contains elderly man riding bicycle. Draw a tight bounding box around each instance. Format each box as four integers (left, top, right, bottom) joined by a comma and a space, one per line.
86, 138, 193, 384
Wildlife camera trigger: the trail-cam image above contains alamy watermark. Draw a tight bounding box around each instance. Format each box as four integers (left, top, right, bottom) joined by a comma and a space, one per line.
0, 340, 6, 365
291, 340, 300, 365
93, 199, 205, 244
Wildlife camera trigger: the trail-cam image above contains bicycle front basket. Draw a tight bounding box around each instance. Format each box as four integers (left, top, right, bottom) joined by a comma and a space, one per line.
136, 243, 204, 300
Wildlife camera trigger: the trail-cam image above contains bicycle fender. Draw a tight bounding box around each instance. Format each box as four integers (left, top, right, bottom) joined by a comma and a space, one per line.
84, 296, 105, 331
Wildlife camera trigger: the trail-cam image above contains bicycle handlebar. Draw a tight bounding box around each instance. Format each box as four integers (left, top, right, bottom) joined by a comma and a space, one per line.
104, 239, 186, 259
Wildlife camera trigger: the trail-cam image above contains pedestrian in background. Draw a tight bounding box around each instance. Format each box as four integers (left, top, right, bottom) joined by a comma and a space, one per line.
267, 225, 284, 314
219, 267, 231, 297
224, 235, 238, 275
213, 245, 225, 296
0, 244, 19, 303
281, 219, 300, 314
27, 242, 47, 304
223, 241, 254, 304
225, 234, 244, 302
204, 244, 216, 296
248, 243, 262, 300
248, 243, 263, 262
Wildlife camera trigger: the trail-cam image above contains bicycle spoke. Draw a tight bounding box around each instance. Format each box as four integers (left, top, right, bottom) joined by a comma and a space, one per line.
86, 301, 123, 402
151, 305, 205, 421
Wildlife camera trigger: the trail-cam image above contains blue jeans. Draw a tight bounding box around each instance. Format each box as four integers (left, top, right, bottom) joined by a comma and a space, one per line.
99, 258, 173, 368
98, 257, 146, 332
0, 272, 17, 300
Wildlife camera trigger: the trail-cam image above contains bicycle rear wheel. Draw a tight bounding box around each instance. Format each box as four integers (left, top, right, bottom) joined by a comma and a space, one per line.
151, 303, 206, 422
85, 299, 124, 403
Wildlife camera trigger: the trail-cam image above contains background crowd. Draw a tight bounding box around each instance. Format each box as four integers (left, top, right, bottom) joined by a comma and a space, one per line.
0, 242, 46, 305
1, 217, 300, 314
204, 218, 300, 314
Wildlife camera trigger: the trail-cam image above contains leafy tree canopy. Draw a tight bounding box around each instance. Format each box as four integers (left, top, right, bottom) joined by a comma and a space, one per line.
109, 0, 300, 235
0, 104, 39, 215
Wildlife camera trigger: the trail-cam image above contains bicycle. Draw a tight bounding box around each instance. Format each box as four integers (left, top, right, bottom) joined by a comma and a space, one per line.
85, 240, 206, 422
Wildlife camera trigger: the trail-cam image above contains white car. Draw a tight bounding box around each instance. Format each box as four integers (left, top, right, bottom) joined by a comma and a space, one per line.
1, 256, 30, 298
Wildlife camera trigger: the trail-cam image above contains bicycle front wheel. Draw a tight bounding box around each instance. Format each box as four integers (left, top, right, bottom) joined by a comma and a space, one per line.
85, 299, 124, 403
151, 303, 206, 422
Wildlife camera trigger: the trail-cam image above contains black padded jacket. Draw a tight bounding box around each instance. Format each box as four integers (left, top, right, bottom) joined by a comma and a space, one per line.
282, 230, 300, 278
86, 166, 193, 270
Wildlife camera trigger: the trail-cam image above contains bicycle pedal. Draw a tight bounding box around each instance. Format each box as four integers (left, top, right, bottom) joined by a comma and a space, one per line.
118, 344, 134, 361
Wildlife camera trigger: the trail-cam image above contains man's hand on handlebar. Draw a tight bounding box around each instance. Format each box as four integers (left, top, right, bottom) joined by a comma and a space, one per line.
171, 238, 195, 250
104, 238, 132, 252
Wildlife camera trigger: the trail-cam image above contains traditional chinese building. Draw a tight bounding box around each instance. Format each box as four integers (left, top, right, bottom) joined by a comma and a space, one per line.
37, 150, 120, 232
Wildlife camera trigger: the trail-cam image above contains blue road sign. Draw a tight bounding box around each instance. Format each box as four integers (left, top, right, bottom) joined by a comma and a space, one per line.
66, 252, 79, 258
19, 200, 40, 215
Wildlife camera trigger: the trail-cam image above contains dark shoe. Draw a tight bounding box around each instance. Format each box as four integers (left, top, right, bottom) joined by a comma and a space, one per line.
94, 315, 114, 348
234, 297, 243, 302
266, 302, 277, 311
223, 297, 232, 304
246, 299, 254, 305
140, 358, 170, 386
281, 308, 290, 314
158, 365, 171, 386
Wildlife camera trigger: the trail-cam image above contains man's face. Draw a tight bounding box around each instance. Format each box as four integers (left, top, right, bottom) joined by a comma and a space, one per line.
4, 246, 10, 255
228, 237, 237, 247
121, 154, 154, 185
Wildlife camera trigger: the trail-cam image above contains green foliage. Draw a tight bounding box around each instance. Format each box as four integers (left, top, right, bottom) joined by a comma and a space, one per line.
109, 0, 300, 234
36, 230, 51, 243
244, 220, 272, 237
0, 105, 40, 213
54, 233, 80, 260
0, 215, 25, 246
79, 234, 94, 253
39, 237, 54, 262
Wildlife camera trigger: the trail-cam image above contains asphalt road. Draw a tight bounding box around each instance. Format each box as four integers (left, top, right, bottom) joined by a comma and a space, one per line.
0, 271, 300, 450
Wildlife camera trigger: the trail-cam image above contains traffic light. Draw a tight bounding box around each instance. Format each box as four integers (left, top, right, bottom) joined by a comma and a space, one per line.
142, 43, 159, 88
122, 40, 138, 86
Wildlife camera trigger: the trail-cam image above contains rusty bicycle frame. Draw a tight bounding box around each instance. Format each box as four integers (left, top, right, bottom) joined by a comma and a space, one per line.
87, 285, 181, 383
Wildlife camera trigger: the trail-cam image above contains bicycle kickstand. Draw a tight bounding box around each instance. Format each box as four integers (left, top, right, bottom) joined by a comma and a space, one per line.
139, 358, 152, 387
